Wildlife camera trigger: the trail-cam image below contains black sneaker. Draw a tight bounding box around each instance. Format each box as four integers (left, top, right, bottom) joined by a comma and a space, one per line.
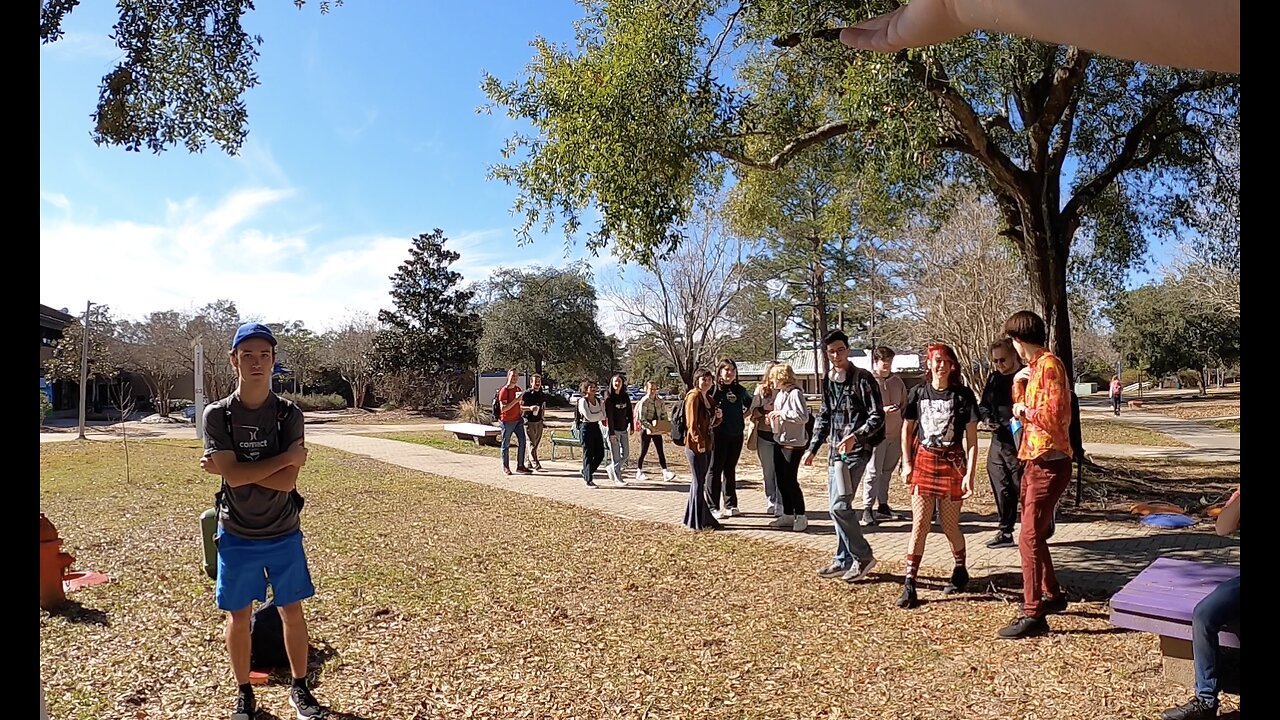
875, 504, 896, 521
1160, 698, 1218, 720
986, 531, 1016, 548
1041, 594, 1069, 615
289, 684, 326, 719
859, 507, 877, 527
585, 478, 597, 487
996, 615, 1049, 639
896, 578, 918, 609
231, 692, 256, 720
943, 565, 969, 594
515, 465, 534, 475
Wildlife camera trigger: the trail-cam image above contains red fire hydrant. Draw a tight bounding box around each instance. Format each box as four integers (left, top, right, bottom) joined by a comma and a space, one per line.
40, 513, 76, 610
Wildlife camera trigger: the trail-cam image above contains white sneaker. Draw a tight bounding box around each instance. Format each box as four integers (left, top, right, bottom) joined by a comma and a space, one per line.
792, 515, 809, 532
841, 557, 878, 582
725, 507, 742, 518
662, 469, 677, 482
606, 465, 619, 484
635, 469, 647, 483
712, 509, 725, 519
769, 515, 794, 529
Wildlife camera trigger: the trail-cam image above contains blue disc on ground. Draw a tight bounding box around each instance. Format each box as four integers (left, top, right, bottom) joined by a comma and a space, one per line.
1140, 512, 1197, 528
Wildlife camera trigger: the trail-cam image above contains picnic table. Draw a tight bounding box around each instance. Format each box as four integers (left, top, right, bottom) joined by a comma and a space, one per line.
442, 422, 501, 447
1109, 557, 1239, 692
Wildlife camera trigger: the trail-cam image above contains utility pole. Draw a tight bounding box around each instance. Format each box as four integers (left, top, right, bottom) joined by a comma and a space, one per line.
192, 336, 206, 440
77, 300, 91, 440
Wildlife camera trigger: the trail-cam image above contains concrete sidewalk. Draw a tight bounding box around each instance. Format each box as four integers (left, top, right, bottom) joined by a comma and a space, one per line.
305, 432, 1238, 598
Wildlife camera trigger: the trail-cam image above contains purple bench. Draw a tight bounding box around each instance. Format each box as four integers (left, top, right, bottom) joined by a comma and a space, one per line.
1109, 557, 1240, 689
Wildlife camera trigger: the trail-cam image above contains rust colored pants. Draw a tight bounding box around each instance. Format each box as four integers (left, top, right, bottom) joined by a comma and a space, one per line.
1019, 455, 1072, 617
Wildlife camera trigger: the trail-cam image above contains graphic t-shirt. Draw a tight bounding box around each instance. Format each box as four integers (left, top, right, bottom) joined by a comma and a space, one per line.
202, 391, 305, 539
711, 382, 752, 436
903, 382, 979, 450
498, 385, 524, 423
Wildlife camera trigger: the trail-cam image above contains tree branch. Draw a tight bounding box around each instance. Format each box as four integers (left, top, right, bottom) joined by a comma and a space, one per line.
712, 121, 852, 170
1062, 74, 1233, 229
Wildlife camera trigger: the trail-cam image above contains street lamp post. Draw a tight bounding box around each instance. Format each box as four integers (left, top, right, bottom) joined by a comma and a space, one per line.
77, 300, 91, 440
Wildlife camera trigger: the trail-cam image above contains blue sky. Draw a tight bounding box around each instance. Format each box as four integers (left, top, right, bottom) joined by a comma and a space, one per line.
40, 1, 619, 333
40, 2, 1176, 339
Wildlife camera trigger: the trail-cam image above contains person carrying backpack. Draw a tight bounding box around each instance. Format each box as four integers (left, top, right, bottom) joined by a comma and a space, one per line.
764, 363, 810, 532
803, 330, 885, 584
198, 323, 326, 720
680, 368, 723, 531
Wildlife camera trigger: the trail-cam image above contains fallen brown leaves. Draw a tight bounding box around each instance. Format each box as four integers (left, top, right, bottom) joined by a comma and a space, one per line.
39, 440, 1234, 719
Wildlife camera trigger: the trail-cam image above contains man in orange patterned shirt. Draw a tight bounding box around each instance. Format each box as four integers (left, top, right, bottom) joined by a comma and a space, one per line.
998, 310, 1073, 639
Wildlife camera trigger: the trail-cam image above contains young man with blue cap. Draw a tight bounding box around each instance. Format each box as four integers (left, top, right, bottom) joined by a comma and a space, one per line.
199, 322, 326, 719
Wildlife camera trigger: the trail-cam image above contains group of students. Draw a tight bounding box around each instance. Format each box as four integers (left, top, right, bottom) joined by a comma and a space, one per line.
660, 312, 1086, 641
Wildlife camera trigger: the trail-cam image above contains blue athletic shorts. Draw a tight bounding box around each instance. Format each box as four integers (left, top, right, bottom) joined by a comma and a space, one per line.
215, 528, 315, 612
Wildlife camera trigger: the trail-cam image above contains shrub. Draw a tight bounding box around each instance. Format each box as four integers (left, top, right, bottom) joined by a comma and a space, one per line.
40, 391, 53, 428
456, 397, 493, 423
168, 399, 194, 412
1177, 369, 1203, 389
279, 393, 349, 412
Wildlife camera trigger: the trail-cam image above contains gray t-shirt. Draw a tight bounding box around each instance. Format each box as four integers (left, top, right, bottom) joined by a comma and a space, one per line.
203, 392, 305, 539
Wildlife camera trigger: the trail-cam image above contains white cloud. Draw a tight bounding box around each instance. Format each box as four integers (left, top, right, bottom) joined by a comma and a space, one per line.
40, 192, 71, 213
40, 188, 406, 334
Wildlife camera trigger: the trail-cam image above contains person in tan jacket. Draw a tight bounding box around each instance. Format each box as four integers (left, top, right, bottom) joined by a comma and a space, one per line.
682, 368, 723, 530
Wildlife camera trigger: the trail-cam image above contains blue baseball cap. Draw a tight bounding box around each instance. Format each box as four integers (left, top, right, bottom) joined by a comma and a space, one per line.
231, 322, 277, 349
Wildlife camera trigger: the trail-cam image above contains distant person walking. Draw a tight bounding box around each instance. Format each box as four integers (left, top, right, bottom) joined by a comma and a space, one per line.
602, 374, 634, 486
576, 381, 607, 488
635, 381, 676, 482
497, 369, 533, 476
522, 374, 548, 470
1109, 375, 1123, 416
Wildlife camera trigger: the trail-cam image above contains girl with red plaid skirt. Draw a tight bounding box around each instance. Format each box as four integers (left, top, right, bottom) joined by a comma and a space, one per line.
897, 343, 980, 609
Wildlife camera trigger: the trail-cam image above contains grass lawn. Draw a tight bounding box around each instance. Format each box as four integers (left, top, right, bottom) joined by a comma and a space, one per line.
1079, 418, 1189, 447
40, 439, 1229, 719
1213, 419, 1241, 433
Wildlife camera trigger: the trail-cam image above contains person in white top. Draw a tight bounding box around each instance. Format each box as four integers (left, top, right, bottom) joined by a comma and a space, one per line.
634, 381, 677, 482
575, 380, 607, 487
747, 362, 782, 516
764, 363, 810, 532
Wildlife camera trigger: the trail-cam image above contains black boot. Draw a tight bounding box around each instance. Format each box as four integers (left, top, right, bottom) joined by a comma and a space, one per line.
1160, 698, 1218, 720
943, 565, 969, 594
896, 578, 918, 609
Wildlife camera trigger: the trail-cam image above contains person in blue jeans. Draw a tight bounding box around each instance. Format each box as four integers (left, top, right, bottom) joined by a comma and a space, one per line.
803, 330, 886, 583
496, 368, 533, 475
1161, 487, 1241, 720
199, 322, 326, 720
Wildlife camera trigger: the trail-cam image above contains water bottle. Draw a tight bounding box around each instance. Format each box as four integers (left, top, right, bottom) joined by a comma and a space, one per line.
1009, 417, 1023, 447
200, 507, 219, 580
833, 453, 854, 496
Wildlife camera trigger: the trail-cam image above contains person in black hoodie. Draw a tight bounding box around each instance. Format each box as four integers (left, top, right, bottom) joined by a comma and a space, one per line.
602, 373, 634, 486
708, 358, 752, 518
803, 330, 886, 584
977, 338, 1025, 549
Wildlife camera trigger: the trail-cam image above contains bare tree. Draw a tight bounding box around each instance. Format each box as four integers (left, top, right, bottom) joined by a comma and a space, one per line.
607, 215, 748, 389
179, 300, 243, 402
1164, 243, 1240, 321
116, 311, 188, 416
896, 190, 1032, 388
112, 378, 138, 483
323, 314, 380, 409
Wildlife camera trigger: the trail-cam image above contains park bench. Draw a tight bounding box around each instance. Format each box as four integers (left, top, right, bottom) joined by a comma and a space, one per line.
442, 422, 501, 447
549, 430, 582, 460
1109, 557, 1239, 692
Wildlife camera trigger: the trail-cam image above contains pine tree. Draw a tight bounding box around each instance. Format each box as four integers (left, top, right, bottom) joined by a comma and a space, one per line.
373, 229, 481, 407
